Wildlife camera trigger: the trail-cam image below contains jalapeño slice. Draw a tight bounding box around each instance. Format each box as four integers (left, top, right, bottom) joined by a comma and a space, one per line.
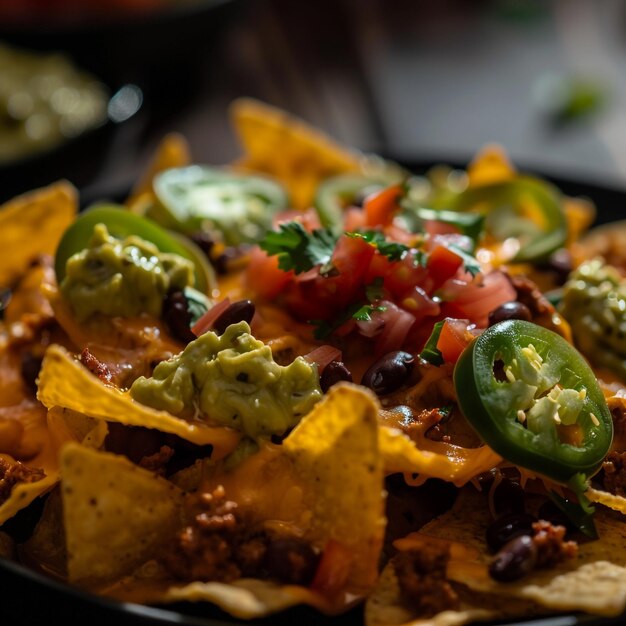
454, 320, 612, 484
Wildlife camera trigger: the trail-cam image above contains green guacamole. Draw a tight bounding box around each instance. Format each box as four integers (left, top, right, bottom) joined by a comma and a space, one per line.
129, 322, 322, 439
560, 258, 626, 377
61, 224, 194, 321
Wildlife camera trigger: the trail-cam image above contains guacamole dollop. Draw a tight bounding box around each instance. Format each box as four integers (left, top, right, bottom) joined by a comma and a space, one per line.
561, 258, 626, 377
129, 321, 322, 439
61, 223, 195, 321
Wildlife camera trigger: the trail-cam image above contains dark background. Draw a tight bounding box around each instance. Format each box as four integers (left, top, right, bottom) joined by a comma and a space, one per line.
2, 0, 626, 202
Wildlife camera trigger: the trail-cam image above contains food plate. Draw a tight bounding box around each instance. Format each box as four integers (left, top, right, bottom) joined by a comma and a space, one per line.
0, 159, 625, 626
5, 98, 626, 626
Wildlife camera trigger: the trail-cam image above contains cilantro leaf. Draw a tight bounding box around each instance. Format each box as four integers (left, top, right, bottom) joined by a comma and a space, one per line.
449, 244, 481, 277
311, 279, 388, 340
353, 304, 387, 322
346, 230, 410, 262
398, 203, 485, 246
419, 320, 445, 366
260, 222, 338, 274
365, 276, 385, 302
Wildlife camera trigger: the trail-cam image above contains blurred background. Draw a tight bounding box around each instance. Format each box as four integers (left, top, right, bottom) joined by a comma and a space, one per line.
1, 0, 626, 203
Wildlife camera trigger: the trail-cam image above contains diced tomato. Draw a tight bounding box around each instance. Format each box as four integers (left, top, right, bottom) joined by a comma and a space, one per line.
436, 318, 473, 364
383, 254, 431, 299
373, 301, 416, 355
191, 298, 231, 336
310, 540, 353, 597
245, 247, 293, 300
451, 271, 517, 327
303, 345, 342, 371
363, 184, 403, 227
283, 235, 375, 321
342, 207, 366, 231
273, 208, 321, 231
398, 285, 440, 323
427, 244, 464, 289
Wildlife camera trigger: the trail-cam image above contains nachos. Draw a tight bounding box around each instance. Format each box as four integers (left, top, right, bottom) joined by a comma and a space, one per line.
1, 99, 626, 626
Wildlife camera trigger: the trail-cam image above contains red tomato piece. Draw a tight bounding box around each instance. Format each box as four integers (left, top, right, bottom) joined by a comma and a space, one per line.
427, 244, 464, 289
436, 317, 473, 364
310, 539, 353, 597
363, 184, 403, 227
245, 247, 294, 300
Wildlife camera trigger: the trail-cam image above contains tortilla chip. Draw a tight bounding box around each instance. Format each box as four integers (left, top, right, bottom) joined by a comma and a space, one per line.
47, 406, 108, 451
283, 382, 385, 593
365, 562, 493, 626
0, 470, 58, 526
164, 579, 310, 619
37, 344, 241, 458
61, 443, 184, 587
466, 145, 515, 187
230, 98, 361, 209
127, 133, 192, 208
415, 486, 626, 617
0, 181, 77, 286
379, 427, 502, 487
106, 383, 385, 617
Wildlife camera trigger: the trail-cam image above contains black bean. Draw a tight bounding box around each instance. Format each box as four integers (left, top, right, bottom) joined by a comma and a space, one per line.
488, 301, 532, 326
162, 289, 195, 343
489, 534, 537, 582
320, 361, 353, 392
263, 536, 320, 585
213, 300, 255, 335
361, 351, 415, 396
189, 232, 216, 259
486, 512, 536, 553
492, 478, 526, 517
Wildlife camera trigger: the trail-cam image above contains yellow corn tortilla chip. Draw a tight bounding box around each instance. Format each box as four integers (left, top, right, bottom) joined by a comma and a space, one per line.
127, 133, 192, 208
379, 427, 502, 487
61, 443, 184, 587
365, 562, 494, 626
106, 383, 385, 618
37, 344, 241, 458
0, 181, 77, 286
466, 145, 515, 187
230, 98, 361, 209
415, 486, 626, 617
282, 382, 384, 593
0, 470, 58, 526
47, 406, 108, 451
164, 579, 312, 619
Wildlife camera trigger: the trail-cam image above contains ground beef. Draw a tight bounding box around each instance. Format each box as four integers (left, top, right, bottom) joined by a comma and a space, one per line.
79, 348, 112, 383
532, 520, 578, 568
393, 542, 460, 617
0, 458, 45, 505
160, 485, 320, 585
509, 274, 553, 317
507, 274, 568, 338
160, 485, 242, 582
602, 451, 626, 496
139, 445, 174, 476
